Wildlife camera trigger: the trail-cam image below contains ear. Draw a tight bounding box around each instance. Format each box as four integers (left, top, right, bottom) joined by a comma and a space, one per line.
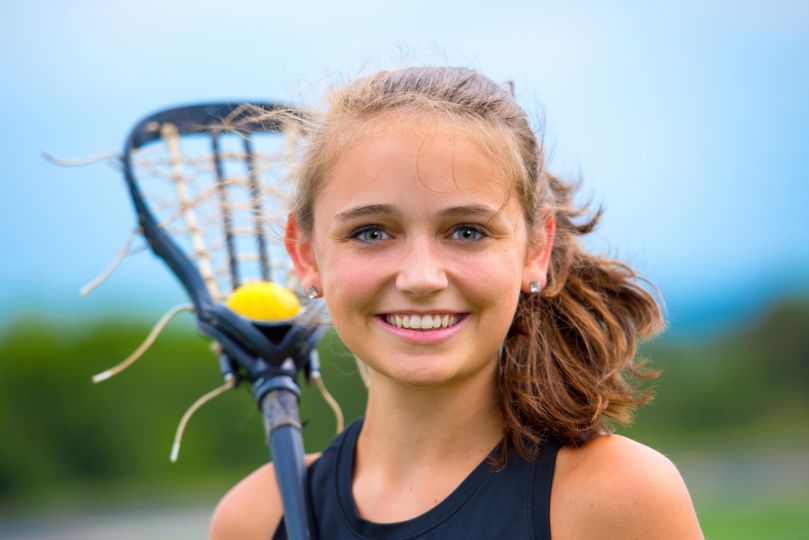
285, 213, 321, 292
522, 213, 555, 293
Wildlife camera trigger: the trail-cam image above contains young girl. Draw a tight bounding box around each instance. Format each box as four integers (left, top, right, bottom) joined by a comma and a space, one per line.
210, 67, 703, 539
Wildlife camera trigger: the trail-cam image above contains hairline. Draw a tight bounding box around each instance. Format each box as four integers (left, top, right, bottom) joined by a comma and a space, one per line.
300, 108, 534, 236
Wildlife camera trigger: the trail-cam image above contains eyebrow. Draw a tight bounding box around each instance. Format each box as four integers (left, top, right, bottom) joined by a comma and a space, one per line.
437, 205, 501, 219
334, 204, 501, 222
335, 204, 399, 222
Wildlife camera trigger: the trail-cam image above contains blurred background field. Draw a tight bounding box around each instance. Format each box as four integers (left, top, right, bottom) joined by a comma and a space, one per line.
1, 295, 807, 539
2, 0, 808, 538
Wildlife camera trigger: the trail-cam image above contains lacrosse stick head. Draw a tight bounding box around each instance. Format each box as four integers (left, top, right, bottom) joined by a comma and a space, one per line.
121, 103, 325, 388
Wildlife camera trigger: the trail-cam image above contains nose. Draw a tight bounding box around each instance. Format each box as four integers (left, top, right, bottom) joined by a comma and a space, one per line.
395, 236, 448, 297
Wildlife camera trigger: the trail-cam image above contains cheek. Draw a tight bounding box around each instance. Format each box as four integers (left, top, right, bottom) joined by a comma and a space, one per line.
456, 249, 523, 305
319, 250, 388, 310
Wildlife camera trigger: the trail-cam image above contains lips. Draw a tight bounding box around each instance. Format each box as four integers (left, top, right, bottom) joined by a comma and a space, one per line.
381, 313, 465, 330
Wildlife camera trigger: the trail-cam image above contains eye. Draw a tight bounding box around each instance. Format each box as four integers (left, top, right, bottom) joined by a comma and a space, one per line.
450, 224, 486, 242
350, 226, 390, 244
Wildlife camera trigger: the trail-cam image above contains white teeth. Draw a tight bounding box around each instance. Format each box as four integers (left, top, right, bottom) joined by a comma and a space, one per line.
385, 314, 461, 330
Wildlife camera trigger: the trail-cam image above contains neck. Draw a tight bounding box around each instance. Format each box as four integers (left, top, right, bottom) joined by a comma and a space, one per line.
357, 362, 503, 473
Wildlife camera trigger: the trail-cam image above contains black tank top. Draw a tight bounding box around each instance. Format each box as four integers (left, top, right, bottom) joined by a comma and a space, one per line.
273, 419, 561, 540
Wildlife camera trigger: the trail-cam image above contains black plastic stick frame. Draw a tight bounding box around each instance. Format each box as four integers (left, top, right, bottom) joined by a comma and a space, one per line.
119, 103, 317, 540
121, 103, 301, 374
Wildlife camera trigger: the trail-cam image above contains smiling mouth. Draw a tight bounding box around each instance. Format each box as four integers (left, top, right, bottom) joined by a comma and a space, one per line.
380, 313, 467, 330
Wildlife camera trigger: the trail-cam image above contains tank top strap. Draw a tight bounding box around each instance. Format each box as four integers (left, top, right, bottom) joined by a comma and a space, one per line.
531, 436, 562, 540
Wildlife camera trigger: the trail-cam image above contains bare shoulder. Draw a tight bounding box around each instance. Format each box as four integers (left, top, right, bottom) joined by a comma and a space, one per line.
209, 453, 320, 540
551, 434, 703, 540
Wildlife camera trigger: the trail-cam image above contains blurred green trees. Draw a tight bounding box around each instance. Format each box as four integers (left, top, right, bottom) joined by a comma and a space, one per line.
624, 297, 809, 450
1, 296, 807, 509
0, 318, 366, 506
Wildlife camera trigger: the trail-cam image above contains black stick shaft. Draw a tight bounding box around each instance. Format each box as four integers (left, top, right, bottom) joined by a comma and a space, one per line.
262, 390, 311, 540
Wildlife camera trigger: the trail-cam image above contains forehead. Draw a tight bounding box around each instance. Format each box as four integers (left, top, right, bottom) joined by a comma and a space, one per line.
316, 113, 519, 216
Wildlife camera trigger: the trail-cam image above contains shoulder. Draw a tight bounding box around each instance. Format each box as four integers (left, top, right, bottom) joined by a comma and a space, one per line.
551, 434, 703, 540
209, 453, 321, 540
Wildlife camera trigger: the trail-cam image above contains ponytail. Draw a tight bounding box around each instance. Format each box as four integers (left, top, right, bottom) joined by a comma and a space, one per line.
499, 173, 663, 461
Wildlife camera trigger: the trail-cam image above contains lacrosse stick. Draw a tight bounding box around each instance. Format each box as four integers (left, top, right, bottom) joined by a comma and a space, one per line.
110, 102, 325, 540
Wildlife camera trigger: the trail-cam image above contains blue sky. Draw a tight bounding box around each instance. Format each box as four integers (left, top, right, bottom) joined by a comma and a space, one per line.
1, 0, 807, 331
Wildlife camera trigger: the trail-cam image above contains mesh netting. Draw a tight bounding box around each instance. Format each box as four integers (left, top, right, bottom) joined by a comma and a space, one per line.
130, 121, 300, 302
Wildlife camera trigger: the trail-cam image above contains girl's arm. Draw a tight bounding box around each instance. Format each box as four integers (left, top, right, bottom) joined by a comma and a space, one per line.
209, 454, 321, 540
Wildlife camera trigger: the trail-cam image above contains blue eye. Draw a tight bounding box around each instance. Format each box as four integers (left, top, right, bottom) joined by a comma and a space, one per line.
351, 226, 389, 243
451, 225, 485, 242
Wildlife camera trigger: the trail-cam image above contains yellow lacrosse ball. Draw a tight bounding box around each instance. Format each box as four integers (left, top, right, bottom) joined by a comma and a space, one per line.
226, 281, 301, 320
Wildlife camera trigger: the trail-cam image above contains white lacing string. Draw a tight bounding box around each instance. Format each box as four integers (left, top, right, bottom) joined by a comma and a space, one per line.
41, 150, 120, 167
161, 123, 221, 300
170, 376, 237, 462
80, 227, 142, 297
311, 372, 344, 434
91, 303, 194, 383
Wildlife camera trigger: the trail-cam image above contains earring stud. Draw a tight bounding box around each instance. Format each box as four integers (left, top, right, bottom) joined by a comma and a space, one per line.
529, 280, 541, 294
305, 285, 320, 300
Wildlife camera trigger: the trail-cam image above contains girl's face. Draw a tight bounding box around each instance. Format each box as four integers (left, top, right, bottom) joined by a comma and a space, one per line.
288, 114, 553, 388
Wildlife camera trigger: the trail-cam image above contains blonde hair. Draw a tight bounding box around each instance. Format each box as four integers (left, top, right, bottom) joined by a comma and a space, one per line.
282, 66, 663, 458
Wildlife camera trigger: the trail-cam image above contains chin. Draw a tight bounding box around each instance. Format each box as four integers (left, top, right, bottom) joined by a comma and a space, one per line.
368, 353, 495, 389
